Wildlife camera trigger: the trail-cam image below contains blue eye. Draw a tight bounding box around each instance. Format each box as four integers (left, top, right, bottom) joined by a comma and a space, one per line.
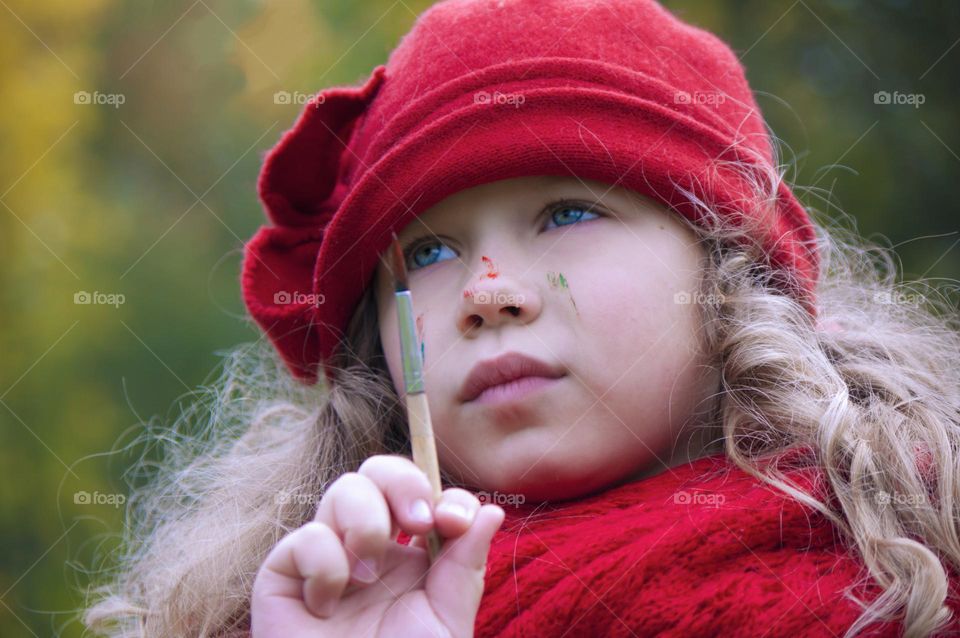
407, 240, 457, 270
544, 202, 601, 230
402, 200, 603, 271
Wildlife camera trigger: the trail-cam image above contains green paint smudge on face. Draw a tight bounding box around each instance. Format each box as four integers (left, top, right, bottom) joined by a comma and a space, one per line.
547, 271, 569, 289
546, 271, 578, 315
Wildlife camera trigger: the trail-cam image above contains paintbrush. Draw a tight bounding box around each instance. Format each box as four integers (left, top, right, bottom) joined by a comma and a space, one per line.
385, 231, 443, 563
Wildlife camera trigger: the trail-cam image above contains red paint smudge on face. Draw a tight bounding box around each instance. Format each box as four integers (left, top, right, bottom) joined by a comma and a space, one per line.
463, 288, 474, 299
481, 255, 498, 279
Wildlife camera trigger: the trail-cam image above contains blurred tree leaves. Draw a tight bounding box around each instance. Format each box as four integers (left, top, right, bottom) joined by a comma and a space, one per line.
667, 0, 960, 279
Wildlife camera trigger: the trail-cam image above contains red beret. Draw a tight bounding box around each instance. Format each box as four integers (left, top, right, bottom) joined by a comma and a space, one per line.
242, 0, 819, 385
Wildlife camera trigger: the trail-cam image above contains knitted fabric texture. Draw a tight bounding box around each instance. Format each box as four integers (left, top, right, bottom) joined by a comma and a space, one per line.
241, 0, 821, 385
392, 449, 960, 637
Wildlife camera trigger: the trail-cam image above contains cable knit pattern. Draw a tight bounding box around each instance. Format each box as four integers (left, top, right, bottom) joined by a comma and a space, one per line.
390, 449, 960, 637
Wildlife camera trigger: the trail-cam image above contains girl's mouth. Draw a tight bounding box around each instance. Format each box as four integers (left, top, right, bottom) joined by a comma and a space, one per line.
472, 375, 563, 406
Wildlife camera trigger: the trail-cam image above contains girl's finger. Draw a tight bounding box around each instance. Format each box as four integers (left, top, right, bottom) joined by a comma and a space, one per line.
315, 472, 392, 585
406, 487, 484, 547
433, 487, 483, 539
356, 454, 438, 534
424, 505, 506, 637
252, 521, 350, 621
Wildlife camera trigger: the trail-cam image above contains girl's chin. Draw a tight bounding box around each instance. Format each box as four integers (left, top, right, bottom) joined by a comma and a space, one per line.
473, 465, 631, 503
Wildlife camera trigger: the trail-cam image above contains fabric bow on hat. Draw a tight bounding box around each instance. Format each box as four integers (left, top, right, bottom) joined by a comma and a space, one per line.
242, 66, 386, 381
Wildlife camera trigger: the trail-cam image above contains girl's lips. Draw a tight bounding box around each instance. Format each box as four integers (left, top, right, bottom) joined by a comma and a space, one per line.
472, 375, 563, 406
459, 351, 565, 403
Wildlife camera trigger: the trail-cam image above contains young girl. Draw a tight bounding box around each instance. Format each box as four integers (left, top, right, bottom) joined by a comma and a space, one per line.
83, 0, 960, 636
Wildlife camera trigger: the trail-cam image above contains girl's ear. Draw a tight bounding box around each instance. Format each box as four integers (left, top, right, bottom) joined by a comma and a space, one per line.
242, 66, 387, 383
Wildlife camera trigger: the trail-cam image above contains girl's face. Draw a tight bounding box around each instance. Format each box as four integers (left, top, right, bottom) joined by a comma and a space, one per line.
374, 175, 720, 502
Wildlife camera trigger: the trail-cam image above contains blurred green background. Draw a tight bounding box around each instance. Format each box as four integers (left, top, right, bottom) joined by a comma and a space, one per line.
0, 0, 957, 635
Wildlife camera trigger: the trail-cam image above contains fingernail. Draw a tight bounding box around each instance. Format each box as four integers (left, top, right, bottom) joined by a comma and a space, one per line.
351, 557, 380, 584
438, 502, 472, 523
409, 498, 433, 524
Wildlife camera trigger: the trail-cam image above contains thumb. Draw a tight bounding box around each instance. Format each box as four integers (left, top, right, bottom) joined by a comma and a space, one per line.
423, 504, 505, 636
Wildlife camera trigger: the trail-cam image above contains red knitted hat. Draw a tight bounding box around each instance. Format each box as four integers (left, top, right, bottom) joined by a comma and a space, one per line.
242, 0, 820, 386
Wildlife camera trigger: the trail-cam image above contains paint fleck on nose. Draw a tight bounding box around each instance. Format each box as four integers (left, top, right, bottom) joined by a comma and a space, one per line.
481, 255, 499, 279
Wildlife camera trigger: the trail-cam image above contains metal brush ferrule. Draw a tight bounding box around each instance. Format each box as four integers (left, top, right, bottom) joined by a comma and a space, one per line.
395, 290, 424, 394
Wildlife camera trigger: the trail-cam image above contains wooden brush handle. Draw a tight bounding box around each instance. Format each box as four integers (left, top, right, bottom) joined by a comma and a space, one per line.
406, 391, 443, 562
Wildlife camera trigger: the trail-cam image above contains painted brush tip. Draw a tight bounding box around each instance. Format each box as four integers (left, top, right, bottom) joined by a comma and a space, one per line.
389, 231, 409, 292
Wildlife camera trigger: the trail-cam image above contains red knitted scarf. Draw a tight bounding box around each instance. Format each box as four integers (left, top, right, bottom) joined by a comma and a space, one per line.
397, 449, 960, 637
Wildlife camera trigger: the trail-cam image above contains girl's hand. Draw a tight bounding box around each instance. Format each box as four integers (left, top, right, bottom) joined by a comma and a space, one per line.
250, 454, 505, 638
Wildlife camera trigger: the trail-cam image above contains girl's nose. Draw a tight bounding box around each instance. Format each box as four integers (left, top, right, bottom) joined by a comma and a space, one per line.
457, 270, 542, 333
